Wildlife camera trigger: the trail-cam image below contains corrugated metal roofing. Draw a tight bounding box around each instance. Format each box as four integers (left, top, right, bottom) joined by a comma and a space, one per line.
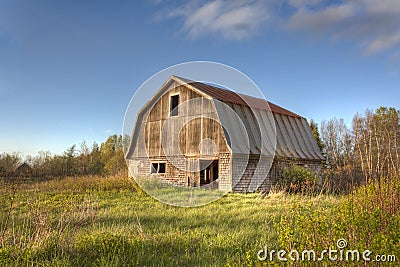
126, 75, 324, 161
213, 100, 276, 156
186, 79, 323, 161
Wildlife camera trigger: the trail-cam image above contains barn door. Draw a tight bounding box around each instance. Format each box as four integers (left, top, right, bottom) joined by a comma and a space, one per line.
200, 160, 218, 186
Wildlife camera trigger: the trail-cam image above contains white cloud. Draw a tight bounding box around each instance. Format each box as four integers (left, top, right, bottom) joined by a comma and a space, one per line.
159, 0, 400, 56
288, 0, 321, 9
365, 34, 400, 55
363, 0, 400, 14
288, 4, 355, 31
286, 0, 400, 54
167, 0, 269, 40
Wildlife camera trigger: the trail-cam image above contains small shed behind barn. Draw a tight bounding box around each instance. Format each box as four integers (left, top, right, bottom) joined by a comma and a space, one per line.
15, 162, 33, 177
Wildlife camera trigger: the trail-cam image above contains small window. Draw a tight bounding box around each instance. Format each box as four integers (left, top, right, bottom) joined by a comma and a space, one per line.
151, 163, 158, 174
158, 163, 166, 173
151, 162, 166, 174
170, 94, 179, 116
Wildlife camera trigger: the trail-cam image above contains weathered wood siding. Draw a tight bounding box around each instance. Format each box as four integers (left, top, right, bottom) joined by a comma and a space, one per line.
139, 83, 231, 186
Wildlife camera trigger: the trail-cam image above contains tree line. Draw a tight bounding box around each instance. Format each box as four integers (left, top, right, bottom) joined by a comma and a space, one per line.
1, 106, 399, 193
0, 135, 127, 178
312, 106, 399, 192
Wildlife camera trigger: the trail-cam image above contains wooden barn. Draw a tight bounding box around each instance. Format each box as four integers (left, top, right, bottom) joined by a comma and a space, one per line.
125, 76, 324, 192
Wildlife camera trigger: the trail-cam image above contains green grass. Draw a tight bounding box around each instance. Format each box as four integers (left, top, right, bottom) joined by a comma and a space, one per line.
0, 176, 398, 266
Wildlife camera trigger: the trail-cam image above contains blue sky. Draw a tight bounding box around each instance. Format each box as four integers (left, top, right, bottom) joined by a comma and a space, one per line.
1, 0, 399, 155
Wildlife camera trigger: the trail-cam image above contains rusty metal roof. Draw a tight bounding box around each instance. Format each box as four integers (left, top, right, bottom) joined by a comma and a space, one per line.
190, 82, 302, 118
188, 80, 323, 160
126, 76, 324, 161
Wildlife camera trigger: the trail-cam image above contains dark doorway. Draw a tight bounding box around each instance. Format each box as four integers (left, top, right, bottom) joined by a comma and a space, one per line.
199, 160, 218, 186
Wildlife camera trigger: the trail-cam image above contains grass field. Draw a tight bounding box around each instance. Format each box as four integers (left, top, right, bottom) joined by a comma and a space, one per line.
0, 176, 398, 266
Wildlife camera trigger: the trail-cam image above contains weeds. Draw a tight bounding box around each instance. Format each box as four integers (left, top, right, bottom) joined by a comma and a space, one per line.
0, 175, 398, 266
275, 177, 400, 266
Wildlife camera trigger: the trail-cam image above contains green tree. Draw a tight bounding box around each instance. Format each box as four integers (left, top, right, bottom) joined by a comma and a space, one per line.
88, 141, 103, 175
64, 144, 77, 176
100, 135, 126, 175
103, 152, 126, 176
309, 119, 324, 153
78, 140, 90, 175
0, 152, 21, 177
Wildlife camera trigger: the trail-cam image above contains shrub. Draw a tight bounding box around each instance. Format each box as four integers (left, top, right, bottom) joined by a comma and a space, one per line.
275, 177, 400, 265
278, 164, 318, 194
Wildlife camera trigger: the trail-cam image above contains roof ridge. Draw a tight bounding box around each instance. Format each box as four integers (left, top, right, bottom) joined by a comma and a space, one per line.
185, 80, 302, 118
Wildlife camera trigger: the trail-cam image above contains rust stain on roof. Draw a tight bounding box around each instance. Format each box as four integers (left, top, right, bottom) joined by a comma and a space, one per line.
190, 82, 302, 118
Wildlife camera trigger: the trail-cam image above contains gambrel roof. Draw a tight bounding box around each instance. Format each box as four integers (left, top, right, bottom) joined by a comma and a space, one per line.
126, 76, 324, 161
